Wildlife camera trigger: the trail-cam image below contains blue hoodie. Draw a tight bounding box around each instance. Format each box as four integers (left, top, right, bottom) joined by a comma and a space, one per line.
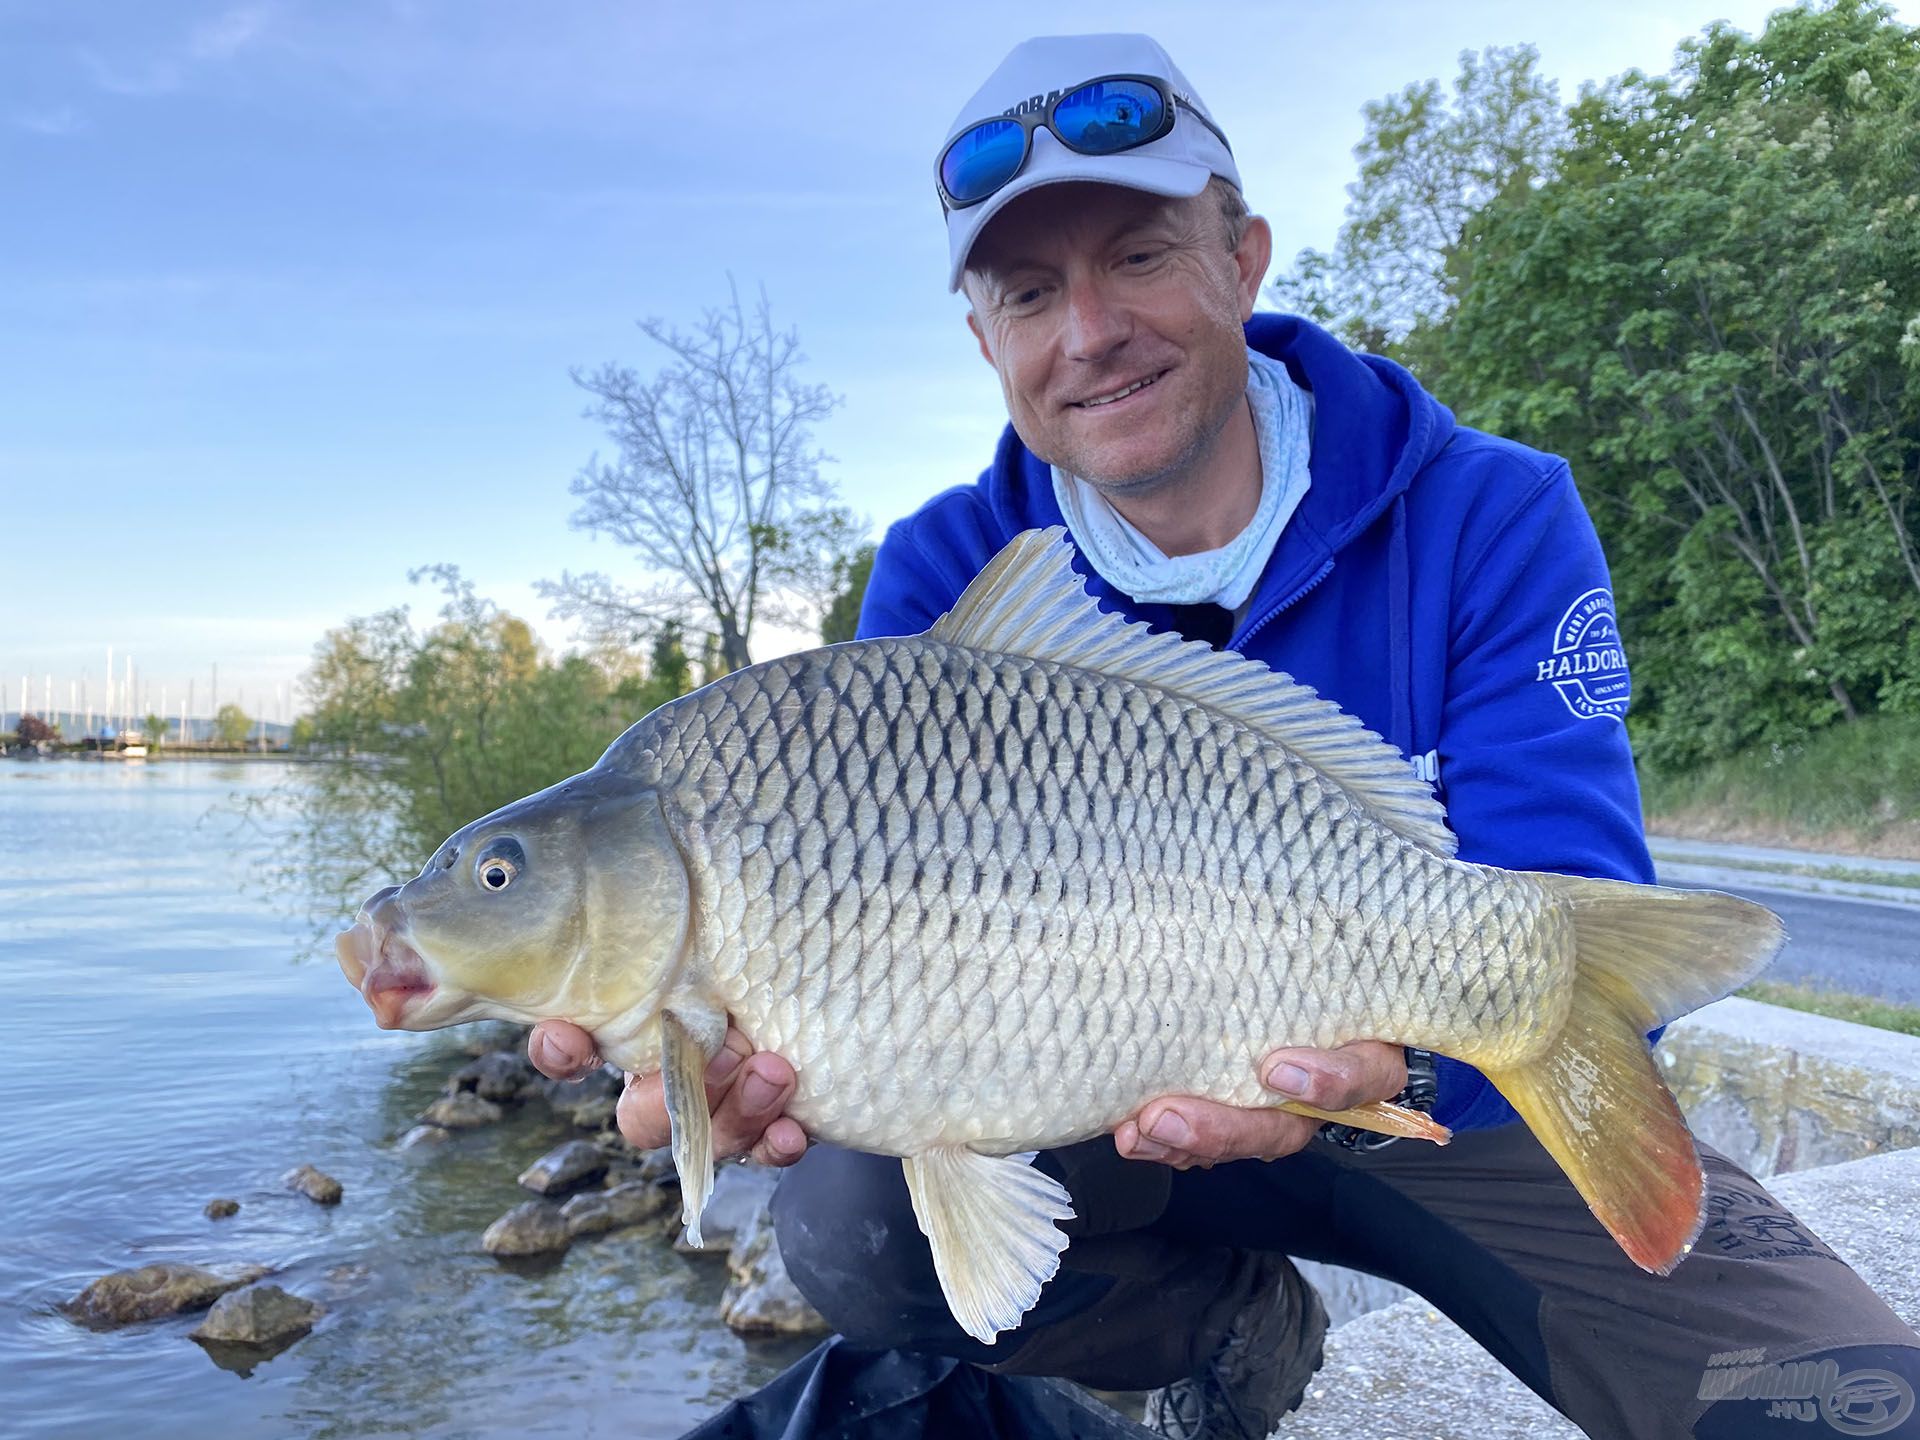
856, 313, 1655, 1133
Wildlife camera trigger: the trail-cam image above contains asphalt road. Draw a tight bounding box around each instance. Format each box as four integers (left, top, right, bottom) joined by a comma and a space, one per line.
1659, 877, 1920, 1005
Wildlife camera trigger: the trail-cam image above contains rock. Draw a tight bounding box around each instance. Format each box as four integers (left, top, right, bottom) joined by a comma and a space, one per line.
631, 1146, 681, 1188
482, 1200, 572, 1258
518, 1139, 609, 1196
421, 1093, 504, 1130
673, 1163, 778, 1255
450, 1049, 535, 1103
398, 1124, 451, 1150
459, 1022, 530, 1057
564, 1095, 618, 1131
190, 1284, 325, 1346
284, 1164, 343, 1205
543, 1067, 622, 1127
721, 1208, 829, 1338
562, 1181, 673, 1237
203, 1198, 240, 1220
63, 1262, 270, 1329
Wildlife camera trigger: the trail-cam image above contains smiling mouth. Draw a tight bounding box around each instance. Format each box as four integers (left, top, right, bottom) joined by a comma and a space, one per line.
1072, 371, 1167, 409
336, 915, 437, 1029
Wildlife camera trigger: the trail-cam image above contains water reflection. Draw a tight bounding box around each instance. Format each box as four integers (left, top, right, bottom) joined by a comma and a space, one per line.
1, 761, 810, 1439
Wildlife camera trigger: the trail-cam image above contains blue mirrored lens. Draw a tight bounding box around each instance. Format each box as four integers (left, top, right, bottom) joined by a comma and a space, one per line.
1053, 80, 1166, 155
942, 119, 1025, 204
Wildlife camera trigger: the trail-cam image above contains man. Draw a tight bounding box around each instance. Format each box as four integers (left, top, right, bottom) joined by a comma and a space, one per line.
531, 34, 1920, 1440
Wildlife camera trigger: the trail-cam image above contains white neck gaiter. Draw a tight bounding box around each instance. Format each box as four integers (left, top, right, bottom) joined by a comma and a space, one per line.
1050, 347, 1313, 611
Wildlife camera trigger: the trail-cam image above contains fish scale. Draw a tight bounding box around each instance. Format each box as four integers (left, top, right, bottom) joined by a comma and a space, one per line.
628, 635, 1557, 1157
341, 527, 1786, 1343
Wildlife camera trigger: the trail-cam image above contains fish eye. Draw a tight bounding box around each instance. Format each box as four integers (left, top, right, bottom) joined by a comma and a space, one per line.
472, 836, 527, 893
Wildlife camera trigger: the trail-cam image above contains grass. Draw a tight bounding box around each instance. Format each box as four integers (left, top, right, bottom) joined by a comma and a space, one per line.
1739, 980, 1920, 1038
1640, 714, 1920, 858
1649, 851, 1920, 891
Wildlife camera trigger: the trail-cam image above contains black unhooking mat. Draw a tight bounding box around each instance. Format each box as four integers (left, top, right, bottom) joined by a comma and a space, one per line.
679, 1338, 1158, 1440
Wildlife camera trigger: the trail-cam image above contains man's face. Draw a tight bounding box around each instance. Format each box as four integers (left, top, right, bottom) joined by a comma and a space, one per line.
963, 183, 1271, 498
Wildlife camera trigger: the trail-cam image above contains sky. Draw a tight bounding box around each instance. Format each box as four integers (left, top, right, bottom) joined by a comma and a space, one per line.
3, 0, 1891, 725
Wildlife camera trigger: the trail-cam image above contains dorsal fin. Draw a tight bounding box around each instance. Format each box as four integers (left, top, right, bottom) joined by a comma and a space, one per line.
928, 527, 1456, 856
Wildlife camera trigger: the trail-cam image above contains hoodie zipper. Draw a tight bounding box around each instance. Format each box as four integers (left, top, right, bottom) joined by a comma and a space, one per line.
1231, 557, 1334, 652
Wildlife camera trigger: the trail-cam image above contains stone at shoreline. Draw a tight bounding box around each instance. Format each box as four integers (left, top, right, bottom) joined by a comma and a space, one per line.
450, 1049, 536, 1103
562, 1181, 673, 1237
721, 1207, 829, 1338
63, 1263, 270, 1329
398, 1124, 451, 1150
543, 1067, 622, 1127
422, 1093, 504, 1130
482, 1200, 572, 1258
203, 1198, 240, 1220
190, 1284, 325, 1347
673, 1163, 778, 1256
519, 1139, 609, 1196
459, 1022, 531, 1058
628, 1145, 680, 1188
284, 1164, 343, 1206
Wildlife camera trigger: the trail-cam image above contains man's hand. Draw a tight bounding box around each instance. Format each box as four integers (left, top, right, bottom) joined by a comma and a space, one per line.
527, 1019, 810, 1168
1114, 1040, 1407, 1170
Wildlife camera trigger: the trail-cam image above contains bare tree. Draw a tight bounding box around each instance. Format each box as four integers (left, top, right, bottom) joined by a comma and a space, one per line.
541, 282, 855, 674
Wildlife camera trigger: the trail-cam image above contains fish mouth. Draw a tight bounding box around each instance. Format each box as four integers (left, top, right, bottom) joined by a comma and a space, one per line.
336, 905, 438, 1030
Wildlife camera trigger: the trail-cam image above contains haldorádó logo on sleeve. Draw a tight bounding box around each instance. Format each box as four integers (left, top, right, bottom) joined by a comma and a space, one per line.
1536, 588, 1631, 721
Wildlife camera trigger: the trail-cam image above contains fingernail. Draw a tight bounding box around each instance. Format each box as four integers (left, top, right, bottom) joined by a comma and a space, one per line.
1267, 1063, 1312, 1096
706, 1049, 744, 1084
565, 1054, 600, 1084
1146, 1110, 1192, 1147
740, 1069, 780, 1112
1128, 1136, 1174, 1162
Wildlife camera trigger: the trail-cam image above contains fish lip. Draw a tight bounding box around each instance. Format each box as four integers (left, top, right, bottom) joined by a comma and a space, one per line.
338, 916, 437, 1029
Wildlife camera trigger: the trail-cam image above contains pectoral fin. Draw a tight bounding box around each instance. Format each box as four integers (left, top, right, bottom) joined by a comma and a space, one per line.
660, 1009, 721, 1245
1277, 1098, 1452, 1144
901, 1146, 1075, 1346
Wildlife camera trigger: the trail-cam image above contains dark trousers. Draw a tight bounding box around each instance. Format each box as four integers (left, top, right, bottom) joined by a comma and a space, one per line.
771, 1123, 1920, 1439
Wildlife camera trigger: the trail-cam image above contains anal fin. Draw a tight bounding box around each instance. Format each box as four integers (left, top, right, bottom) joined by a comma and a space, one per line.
902, 1146, 1075, 1345
661, 1009, 721, 1246
1278, 1098, 1452, 1144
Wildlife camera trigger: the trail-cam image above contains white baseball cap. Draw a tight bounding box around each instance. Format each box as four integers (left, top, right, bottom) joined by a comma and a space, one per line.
939, 34, 1241, 291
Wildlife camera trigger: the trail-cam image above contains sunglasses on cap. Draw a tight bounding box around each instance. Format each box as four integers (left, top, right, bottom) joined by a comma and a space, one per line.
936, 73, 1233, 213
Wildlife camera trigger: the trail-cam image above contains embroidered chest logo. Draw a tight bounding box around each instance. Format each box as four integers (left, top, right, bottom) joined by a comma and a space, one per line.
1536, 589, 1630, 721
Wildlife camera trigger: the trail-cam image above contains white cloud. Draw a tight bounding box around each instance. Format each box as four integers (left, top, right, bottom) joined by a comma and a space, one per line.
12, 106, 85, 136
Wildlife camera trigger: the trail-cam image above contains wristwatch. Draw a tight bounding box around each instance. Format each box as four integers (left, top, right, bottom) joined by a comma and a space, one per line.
1317, 1047, 1438, 1152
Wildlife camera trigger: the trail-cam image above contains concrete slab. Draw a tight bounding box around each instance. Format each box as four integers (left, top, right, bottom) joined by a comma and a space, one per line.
1664, 997, 1920, 1177
1271, 1147, 1920, 1439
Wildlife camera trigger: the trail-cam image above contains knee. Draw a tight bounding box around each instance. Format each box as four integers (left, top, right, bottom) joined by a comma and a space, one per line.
771, 1145, 961, 1350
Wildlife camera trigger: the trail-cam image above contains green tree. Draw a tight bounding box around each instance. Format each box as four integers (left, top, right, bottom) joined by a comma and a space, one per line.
141, 713, 168, 749
214, 704, 252, 747
273, 568, 699, 928
1270, 44, 1565, 362
1422, 0, 1920, 770
821, 543, 876, 644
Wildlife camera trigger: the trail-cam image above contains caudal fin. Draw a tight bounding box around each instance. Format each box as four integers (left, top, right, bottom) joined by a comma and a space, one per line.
1483, 877, 1784, 1274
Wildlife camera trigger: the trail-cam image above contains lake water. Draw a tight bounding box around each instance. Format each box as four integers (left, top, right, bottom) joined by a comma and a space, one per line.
0, 759, 812, 1439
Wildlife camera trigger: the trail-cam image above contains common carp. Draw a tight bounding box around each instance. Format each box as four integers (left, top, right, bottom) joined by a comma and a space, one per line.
336, 527, 1784, 1344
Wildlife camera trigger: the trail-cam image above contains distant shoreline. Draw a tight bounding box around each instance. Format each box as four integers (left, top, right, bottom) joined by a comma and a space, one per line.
3, 750, 319, 765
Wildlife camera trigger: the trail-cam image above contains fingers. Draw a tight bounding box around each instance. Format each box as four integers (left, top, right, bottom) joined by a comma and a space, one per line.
1116, 1098, 1319, 1168
528, 1019, 601, 1081
611, 1028, 805, 1165
710, 1051, 799, 1160
1113, 1041, 1412, 1170
1259, 1039, 1407, 1113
